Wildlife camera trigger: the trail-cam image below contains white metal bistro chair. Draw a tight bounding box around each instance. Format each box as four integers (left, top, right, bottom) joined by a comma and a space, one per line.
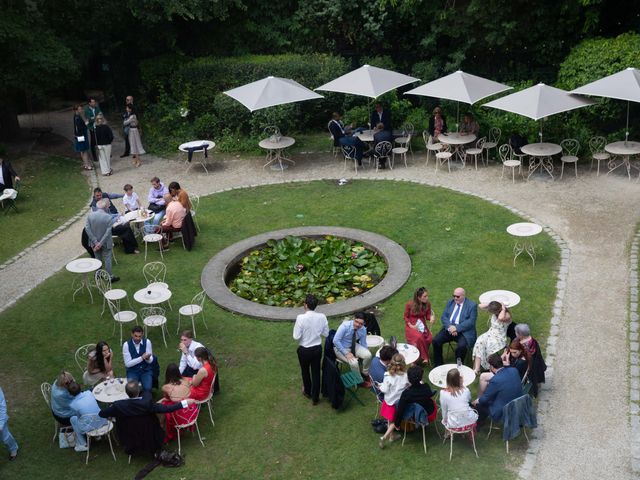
483, 127, 501, 164
141, 306, 169, 347
391, 134, 411, 169
327, 121, 340, 157
95, 269, 128, 315
143, 261, 169, 290
190, 193, 200, 232
341, 144, 361, 173
80, 414, 116, 464
435, 143, 453, 173
373, 140, 392, 172
177, 290, 208, 337
143, 231, 164, 261
466, 137, 486, 170
423, 131, 443, 167
588, 136, 610, 177
196, 369, 217, 428
107, 298, 137, 345
395, 123, 414, 160
74, 343, 96, 378
442, 409, 479, 461
560, 138, 580, 179
172, 405, 206, 455
499, 144, 522, 183
41, 382, 73, 443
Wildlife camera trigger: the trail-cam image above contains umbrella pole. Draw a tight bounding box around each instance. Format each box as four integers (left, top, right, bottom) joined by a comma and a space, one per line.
456, 102, 460, 130
539, 121, 543, 143
626, 100, 630, 145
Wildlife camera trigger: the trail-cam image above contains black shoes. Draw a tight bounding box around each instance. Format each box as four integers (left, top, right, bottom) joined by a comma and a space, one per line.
110, 276, 120, 283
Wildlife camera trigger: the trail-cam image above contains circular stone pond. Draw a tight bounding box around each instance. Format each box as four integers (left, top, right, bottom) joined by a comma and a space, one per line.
201, 226, 411, 321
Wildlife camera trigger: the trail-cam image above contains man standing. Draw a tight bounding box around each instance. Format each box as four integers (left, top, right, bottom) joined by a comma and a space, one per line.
0, 386, 18, 461
293, 294, 329, 405
84, 98, 102, 162
0, 158, 19, 190
123, 326, 154, 392
432, 287, 477, 366
178, 330, 204, 377
83, 193, 138, 256
68, 381, 108, 453
85, 198, 118, 281
472, 353, 523, 424
121, 95, 134, 158
333, 312, 371, 377
370, 102, 392, 131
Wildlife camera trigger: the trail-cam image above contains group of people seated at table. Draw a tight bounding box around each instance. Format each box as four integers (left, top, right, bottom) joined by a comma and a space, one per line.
47, 327, 218, 456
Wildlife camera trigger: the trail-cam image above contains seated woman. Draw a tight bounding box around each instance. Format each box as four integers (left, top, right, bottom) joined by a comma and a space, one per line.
404, 287, 435, 364
83, 341, 115, 386
439, 368, 478, 431
51, 371, 76, 427
159, 363, 199, 442
501, 339, 531, 380
515, 323, 546, 397
168, 181, 192, 211
458, 113, 480, 136
378, 354, 408, 448
188, 347, 217, 401
428, 107, 448, 138
472, 301, 512, 375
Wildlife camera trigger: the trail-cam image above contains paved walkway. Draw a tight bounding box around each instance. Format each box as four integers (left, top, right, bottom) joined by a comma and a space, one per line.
4, 109, 639, 479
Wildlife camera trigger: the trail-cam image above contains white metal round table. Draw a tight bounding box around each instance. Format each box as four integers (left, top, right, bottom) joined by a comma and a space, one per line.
376, 342, 420, 365
507, 222, 543, 267
366, 335, 385, 350
92, 378, 128, 403
124, 210, 155, 238
438, 133, 476, 166
66, 258, 102, 303
355, 130, 375, 143
479, 290, 521, 308
520, 143, 562, 180
179, 140, 215, 174
134, 287, 172, 306
259, 136, 296, 171
604, 141, 640, 180
428, 364, 476, 388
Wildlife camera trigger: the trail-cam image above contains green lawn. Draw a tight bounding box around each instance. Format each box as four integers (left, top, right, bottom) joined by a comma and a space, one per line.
0, 180, 558, 479
0, 153, 89, 264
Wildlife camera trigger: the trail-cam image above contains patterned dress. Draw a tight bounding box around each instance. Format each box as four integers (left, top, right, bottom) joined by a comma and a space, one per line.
472, 314, 511, 370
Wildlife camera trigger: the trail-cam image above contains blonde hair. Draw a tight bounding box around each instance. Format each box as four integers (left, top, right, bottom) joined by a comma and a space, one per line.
56, 371, 75, 387
386, 353, 407, 376
444, 368, 464, 397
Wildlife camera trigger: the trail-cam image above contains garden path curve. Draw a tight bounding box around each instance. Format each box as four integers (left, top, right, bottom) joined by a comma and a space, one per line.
2, 110, 638, 479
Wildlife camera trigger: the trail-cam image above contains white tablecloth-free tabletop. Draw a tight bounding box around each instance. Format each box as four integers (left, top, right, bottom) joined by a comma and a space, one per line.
66, 258, 102, 274
507, 222, 542, 238
178, 140, 215, 152
604, 141, 640, 156
258, 136, 295, 150
438, 132, 476, 145
366, 335, 385, 349
520, 142, 562, 157
479, 290, 521, 308
376, 342, 420, 365
134, 287, 172, 305
92, 378, 128, 403
428, 364, 476, 388
355, 130, 375, 143
124, 210, 154, 223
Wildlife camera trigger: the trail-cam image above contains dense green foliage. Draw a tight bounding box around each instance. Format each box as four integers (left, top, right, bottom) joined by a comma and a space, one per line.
229, 236, 387, 306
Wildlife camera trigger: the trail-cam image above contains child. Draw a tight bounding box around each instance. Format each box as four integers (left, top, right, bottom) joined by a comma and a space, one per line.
377, 354, 409, 448
122, 184, 141, 213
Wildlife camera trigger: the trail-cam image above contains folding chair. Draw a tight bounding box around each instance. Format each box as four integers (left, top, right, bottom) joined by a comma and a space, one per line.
340, 370, 365, 407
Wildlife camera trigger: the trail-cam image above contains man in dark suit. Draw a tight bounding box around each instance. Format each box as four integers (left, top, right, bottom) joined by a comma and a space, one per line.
432, 287, 478, 366
99, 380, 195, 456
0, 158, 19, 190
373, 122, 393, 168
120, 95, 134, 158
328, 112, 366, 166
370, 102, 392, 131
473, 353, 523, 424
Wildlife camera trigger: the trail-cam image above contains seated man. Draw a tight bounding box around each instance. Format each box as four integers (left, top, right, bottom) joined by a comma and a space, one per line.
459, 113, 480, 136
157, 193, 186, 248
373, 122, 393, 168
370, 102, 392, 131
369, 345, 397, 385
432, 287, 477, 366
472, 353, 523, 425
328, 112, 366, 166
123, 326, 155, 392
68, 381, 109, 453
0, 157, 20, 190
99, 380, 195, 457
333, 312, 371, 378
178, 330, 204, 377
147, 177, 168, 221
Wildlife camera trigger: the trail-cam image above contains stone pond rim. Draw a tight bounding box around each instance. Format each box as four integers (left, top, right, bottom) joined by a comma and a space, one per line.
201, 226, 412, 321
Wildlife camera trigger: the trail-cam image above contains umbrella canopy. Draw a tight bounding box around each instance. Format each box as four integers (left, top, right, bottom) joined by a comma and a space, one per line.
483, 83, 595, 121
404, 70, 512, 105
315, 64, 419, 99
223, 76, 323, 112
570, 67, 640, 141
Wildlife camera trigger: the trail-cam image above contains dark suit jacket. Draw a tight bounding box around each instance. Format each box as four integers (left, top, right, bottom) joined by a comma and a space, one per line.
440, 298, 478, 346
428, 115, 448, 137
373, 129, 393, 148
478, 366, 523, 422
99, 391, 183, 418
0, 161, 17, 189
328, 120, 345, 146
370, 109, 392, 131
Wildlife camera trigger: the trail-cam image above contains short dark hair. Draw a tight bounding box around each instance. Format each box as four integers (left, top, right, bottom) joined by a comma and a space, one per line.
304, 294, 318, 311
407, 366, 423, 386
181, 330, 194, 339
150, 176, 160, 184
93, 187, 102, 194
67, 381, 81, 396
168, 181, 180, 192
125, 380, 141, 398
488, 353, 503, 370
123, 184, 133, 191
354, 312, 366, 321
379, 345, 396, 362
131, 325, 144, 334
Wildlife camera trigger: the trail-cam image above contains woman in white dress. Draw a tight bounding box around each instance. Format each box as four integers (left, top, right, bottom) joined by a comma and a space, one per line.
123, 105, 145, 167
439, 368, 478, 430
472, 301, 512, 374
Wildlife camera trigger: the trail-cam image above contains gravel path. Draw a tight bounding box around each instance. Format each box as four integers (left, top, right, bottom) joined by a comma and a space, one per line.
4, 109, 639, 479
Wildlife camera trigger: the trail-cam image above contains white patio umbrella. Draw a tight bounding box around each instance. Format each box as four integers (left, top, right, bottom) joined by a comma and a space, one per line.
570, 67, 640, 142
483, 83, 595, 141
223, 76, 323, 112
404, 70, 512, 123
315, 64, 419, 99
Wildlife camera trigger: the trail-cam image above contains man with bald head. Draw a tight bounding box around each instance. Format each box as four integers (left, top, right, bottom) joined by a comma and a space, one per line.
432, 287, 477, 366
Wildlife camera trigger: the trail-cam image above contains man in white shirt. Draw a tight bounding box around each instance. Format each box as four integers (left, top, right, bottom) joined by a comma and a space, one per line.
178, 330, 204, 377
293, 294, 329, 405
123, 326, 154, 391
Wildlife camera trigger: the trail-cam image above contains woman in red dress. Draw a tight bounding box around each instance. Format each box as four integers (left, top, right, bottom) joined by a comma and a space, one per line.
189, 347, 217, 401
404, 287, 435, 364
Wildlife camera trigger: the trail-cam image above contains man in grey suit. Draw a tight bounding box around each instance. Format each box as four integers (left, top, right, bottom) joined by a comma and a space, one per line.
432, 287, 477, 366
85, 198, 119, 282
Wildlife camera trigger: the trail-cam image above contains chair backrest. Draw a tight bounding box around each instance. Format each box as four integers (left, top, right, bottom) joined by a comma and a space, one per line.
192, 290, 207, 309
402, 402, 428, 426
375, 141, 392, 157
422, 130, 429, 147
106, 297, 120, 318
439, 143, 451, 153
190, 194, 200, 213
401, 122, 414, 136
263, 125, 281, 140
41, 382, 52, 408
561, 138, 579, 157
95, 269, 111, 294
143, 261, 167, 285
588, 135, 606, 154
444, 407, 478, 430
489, 127, 501, 144
476, 137, 487, 149
75, 343, 96, 374
498, 143, 513, 164
341, 144, 357, 160
140, 306, 165, 319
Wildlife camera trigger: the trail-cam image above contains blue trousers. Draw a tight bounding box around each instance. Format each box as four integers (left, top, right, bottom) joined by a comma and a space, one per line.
1, 424, 18, 454
127, 367, 153, 391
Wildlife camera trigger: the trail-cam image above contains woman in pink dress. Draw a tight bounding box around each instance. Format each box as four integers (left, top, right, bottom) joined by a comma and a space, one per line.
404, 287, 435, 364
189, 347, 217, 401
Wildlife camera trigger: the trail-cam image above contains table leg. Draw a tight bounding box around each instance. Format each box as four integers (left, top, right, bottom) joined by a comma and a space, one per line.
513, 240, 536, 267
527, 158, 541, 180
606, 155, 636, 179
72, 273, 95, 303
541, 156, 554, 180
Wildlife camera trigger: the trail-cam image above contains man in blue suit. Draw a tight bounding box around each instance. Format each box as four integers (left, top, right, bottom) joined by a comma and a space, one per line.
473, 354, 523, 424
370, 102, 392, 131
432, 287, 477, 366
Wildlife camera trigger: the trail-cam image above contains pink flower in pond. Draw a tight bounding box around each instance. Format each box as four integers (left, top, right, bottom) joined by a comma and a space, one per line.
351, 252, 358, 259
296, 264, 304, 271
